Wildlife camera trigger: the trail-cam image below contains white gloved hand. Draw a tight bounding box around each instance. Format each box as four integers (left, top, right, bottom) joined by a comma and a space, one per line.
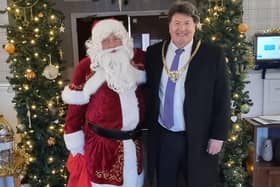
64, 130, 85, 156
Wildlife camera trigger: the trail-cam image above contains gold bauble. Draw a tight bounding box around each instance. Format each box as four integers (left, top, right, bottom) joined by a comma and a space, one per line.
4, 43, 16, 54
238, 23, 248, 33
25, 69, 36, 80
47, 137, 56, 146
38, 12, 44, 17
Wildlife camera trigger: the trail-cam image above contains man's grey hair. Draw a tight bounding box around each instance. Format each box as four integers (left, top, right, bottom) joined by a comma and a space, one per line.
168, 1, 200, 24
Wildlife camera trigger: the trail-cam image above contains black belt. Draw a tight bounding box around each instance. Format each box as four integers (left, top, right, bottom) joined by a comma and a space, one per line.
88, 123, 148, 140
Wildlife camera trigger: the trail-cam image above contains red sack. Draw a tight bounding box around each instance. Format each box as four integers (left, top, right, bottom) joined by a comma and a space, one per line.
66, 153, 91, 187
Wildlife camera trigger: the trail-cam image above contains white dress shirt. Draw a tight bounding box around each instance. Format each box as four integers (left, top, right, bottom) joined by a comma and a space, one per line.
158, 39, 193, 131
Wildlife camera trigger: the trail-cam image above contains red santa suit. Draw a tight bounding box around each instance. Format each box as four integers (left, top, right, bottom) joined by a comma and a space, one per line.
62, 19, 145, 187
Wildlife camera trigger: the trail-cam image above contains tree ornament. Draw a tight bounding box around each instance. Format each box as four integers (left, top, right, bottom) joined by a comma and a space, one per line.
246, 51, 255, 67
26, 104, 32, 128
42, 55, 59, 80
59, 48, 64, 60
4, 43, 16, 54
42, 64, 59, 80
231, 116, 238, 122
59, 23, 65, 32
238, 23, 248, 33
240, 104, 250, 113
47, 137, 56, 146
25, 69, 36, 80
16, 124, 25, 132
38, 12, 44, 17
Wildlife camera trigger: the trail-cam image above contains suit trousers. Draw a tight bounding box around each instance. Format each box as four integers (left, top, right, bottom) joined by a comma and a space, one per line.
156, 124, 187, 187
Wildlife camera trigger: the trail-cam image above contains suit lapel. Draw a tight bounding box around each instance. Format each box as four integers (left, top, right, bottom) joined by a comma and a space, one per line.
154, 41, 167, 89
186, 39, 201, 82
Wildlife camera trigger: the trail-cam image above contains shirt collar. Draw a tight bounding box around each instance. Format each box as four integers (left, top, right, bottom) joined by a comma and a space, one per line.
170, 39, 193, 54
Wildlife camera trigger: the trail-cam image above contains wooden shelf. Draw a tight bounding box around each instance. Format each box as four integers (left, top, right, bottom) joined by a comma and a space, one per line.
245, 118, 280, 127
255, 161, 280, 169
245, 117, 280, 187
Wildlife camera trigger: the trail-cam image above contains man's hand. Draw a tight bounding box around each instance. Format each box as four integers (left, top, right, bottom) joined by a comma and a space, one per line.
206, 139, 224, 155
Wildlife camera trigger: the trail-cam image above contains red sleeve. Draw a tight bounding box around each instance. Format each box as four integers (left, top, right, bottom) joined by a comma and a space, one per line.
132, 48, 145, 70
64, 57, 92, 134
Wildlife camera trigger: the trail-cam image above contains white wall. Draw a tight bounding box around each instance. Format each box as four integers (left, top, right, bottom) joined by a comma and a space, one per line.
0, 0, 17, 131
0, 0, 9, 83
243, 0, 280, 38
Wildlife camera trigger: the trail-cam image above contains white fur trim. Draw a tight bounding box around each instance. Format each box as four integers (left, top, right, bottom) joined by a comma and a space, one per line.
64, 130, 85, 155
83, 70, 105, 97
135, 69, 146, 84
119, 91, 139, 131
61, 86, 90, 105
61, 70, 105, 105
91, 140, 144, 187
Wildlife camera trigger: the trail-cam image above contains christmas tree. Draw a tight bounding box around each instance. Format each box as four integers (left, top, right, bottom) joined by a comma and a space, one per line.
5, 0, 68, 186
198, 0, 253, 186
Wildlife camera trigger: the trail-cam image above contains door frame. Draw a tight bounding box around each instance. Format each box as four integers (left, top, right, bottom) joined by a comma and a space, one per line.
71, 10, 167, 64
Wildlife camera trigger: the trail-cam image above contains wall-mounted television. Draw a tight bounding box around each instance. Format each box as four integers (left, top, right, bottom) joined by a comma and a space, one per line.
254, 34, 280, 69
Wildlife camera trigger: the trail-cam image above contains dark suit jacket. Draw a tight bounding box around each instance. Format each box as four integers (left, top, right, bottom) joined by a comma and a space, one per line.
145, 39, 230, 187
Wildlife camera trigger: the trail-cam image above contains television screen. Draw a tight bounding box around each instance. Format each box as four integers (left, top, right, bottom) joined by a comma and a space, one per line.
255, 34, 280, 68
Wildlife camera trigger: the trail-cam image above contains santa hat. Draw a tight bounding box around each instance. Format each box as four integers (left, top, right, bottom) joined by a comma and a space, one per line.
85, 19, 134, 70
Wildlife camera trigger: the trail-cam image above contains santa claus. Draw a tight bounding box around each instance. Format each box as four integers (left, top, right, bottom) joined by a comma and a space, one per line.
62, 19, 146, 187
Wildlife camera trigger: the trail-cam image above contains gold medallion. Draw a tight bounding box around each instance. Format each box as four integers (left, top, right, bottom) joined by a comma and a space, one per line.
162, 40, 201, 82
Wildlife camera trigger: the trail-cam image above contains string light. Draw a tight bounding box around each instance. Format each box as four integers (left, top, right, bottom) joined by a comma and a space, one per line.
48, 101, 54, 108
205, 17, 211, 23
49, 125, 55, 130
29, 157, 35, 162
23, 84, 29, 90
34, 16, 39, 22
58, 80, 63, 86
234, 123, 241, 131
48, 157, 54, 163
50, 14, 56, 20
49, 30, 54, 36
231, 135, 237, 141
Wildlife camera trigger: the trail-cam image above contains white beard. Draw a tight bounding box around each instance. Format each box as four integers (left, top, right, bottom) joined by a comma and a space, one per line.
92, 46, 138, 93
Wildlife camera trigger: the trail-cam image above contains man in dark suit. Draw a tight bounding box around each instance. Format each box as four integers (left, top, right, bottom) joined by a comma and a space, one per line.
145, 1, 230, 187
